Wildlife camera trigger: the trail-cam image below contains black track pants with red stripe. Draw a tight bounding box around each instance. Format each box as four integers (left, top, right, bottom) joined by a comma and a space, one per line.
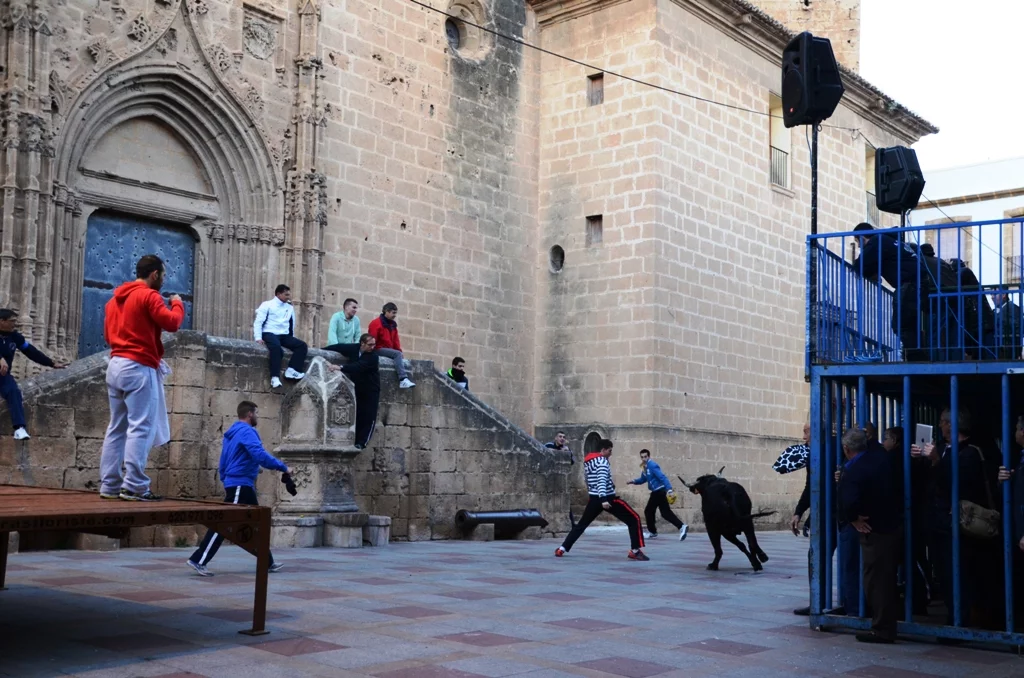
561, 496, 645, 552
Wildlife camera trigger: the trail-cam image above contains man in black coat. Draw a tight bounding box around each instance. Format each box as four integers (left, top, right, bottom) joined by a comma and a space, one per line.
913, 408, 996, 627
998, 416, 1024, 622
992, 292, 1023, 359
837, 427, 902, 644
852, 224, 959, 360
329, 333, 380, 450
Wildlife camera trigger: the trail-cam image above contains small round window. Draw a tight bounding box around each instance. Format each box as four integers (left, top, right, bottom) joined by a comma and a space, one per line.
445, 18, 461, 51
445, 1, 490, 59
549, 245, 565, 273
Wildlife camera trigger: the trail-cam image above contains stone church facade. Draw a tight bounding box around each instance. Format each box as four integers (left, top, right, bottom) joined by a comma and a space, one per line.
1, 0, 934, 505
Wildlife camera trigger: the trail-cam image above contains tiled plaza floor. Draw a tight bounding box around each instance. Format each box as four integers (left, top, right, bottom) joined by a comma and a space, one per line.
1, 529, 1020, 677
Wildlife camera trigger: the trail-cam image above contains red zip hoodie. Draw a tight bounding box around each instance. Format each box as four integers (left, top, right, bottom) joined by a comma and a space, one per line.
104, 281, 185, 369
367, 315, 402, 351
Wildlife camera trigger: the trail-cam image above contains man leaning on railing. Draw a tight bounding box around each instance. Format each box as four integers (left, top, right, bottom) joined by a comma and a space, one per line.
852, 224, 961, 361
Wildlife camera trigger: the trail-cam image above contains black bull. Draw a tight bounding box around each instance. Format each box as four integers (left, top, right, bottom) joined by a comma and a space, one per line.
680, 471, 775, 572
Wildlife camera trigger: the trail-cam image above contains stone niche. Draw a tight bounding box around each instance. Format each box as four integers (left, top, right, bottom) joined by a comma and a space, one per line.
271, 357, 365, 547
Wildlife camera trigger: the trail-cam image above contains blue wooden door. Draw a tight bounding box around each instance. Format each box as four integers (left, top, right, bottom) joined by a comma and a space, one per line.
79, 212, 196, 357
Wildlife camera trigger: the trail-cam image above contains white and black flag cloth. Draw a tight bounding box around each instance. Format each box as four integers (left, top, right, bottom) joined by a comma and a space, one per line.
772, 444, 809, 474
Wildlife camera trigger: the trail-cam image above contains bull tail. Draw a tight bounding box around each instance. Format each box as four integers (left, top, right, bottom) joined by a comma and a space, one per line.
747, 510, 777, 520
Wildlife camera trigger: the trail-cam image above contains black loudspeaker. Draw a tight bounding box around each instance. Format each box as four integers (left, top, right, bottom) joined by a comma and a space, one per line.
781, 32, 845, 128
875, 146, 925, 214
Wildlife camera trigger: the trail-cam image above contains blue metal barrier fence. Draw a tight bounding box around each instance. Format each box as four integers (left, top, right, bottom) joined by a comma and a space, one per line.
807, 219, 1024, 649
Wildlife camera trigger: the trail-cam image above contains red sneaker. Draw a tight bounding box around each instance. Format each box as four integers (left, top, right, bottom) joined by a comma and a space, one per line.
628, 549, 650, 561
554, 546, 566, 557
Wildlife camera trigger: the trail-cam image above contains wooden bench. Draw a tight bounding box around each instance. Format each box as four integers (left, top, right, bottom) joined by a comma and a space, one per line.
0, 484, 273, 635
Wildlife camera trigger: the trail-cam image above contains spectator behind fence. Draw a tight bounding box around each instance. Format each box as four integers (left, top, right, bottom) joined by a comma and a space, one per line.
254, 284, 307, 389
447, 357, 469, 390
913, 408, 1000, 629
992, 292, 1024, 359
367, 302, 415, 389
944, 258, 996, 359
837, 427, 902, 644
794, 421, 840, 617
997, 417, 1024, 624
884, 426, 931, 615
852, 223, 959, 361
0, 309, 67, 440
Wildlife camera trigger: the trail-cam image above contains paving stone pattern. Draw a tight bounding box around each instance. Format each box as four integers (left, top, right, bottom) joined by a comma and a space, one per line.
1, 532, 1019, 677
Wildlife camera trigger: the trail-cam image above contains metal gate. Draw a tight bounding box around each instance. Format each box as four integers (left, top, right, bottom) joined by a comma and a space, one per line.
806, 218, 1024, 649
79, 212, 195, 357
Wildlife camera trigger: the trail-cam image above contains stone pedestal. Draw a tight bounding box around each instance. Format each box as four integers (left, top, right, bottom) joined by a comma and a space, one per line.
271, 515, 324, 548
323, 512, 369, 548
273, 358, 365, 546
364, 515, 391, 546
275, 445, 361, 514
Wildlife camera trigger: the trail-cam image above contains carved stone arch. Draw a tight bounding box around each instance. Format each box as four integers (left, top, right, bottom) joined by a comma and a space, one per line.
55, 65, 280, 225
50, 63, 285, 351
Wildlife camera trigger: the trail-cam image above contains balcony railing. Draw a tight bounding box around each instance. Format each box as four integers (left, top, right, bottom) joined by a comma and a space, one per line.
770, 146, 789, 189
807, 218, 1024, 366
865, 191, 880, 226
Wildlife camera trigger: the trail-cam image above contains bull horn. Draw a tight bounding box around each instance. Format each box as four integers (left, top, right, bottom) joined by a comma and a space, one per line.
676, 474, 693, 489
716, 466, 725, 477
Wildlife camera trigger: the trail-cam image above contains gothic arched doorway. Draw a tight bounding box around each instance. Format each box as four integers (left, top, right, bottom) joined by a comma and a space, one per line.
79, 212, 197, 357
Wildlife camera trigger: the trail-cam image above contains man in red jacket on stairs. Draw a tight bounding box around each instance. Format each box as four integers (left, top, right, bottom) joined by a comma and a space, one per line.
367, 302, 415, 389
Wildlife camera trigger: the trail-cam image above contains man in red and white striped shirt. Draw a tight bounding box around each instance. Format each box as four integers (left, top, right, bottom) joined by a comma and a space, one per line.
555, 438, 649, 561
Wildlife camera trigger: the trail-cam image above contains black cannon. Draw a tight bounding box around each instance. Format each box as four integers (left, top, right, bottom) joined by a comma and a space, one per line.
455, 509, 548, 540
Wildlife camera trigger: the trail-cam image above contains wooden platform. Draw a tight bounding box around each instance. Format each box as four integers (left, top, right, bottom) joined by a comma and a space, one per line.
0, 484, 273, 635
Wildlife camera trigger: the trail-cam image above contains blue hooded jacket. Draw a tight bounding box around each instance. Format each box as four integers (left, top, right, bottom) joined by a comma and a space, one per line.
218, 421, 287, 488
632, 459, 672, 492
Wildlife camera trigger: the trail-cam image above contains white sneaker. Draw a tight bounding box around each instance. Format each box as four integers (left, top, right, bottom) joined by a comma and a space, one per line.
284, 368, 305, 380
399, 378, 416, 389
13, 427, 29, 440
679, 524, 689, 541
270, 377, 282, 388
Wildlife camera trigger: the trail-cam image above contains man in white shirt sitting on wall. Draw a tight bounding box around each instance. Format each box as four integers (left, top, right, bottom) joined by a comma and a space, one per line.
254, 284, 307, 389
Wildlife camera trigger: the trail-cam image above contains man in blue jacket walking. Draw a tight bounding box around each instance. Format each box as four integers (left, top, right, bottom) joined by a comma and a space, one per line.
627, 449, 688, 540
187, 400, 289, 576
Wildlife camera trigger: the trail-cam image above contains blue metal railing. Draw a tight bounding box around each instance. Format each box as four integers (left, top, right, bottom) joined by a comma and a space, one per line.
806, 219, 1024, 648
810, 243, 899, 364
809, 372, 1022, 648
807, 219, 1024, 367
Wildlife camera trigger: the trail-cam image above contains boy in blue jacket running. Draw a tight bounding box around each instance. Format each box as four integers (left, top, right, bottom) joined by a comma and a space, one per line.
187, 400, 289, 576
627, 449, 688, 541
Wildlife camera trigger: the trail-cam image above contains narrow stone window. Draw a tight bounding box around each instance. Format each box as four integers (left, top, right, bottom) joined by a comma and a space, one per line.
587, 73, 604, 107
445, 18, 462, 51
586, 215, 603, 247
549, 245, 565, 273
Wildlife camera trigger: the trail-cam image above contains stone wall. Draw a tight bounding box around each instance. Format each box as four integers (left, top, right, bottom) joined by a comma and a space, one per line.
751, 0, 861, 71
530, 0, 919, 516
0, 331, 571, 547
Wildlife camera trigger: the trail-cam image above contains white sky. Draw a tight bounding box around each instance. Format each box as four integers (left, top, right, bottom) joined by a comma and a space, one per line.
859, 0, 1024, 172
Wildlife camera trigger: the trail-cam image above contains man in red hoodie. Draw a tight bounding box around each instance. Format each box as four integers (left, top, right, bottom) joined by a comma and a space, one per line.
99, 255, 185, 501
367, 302, 415, 389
